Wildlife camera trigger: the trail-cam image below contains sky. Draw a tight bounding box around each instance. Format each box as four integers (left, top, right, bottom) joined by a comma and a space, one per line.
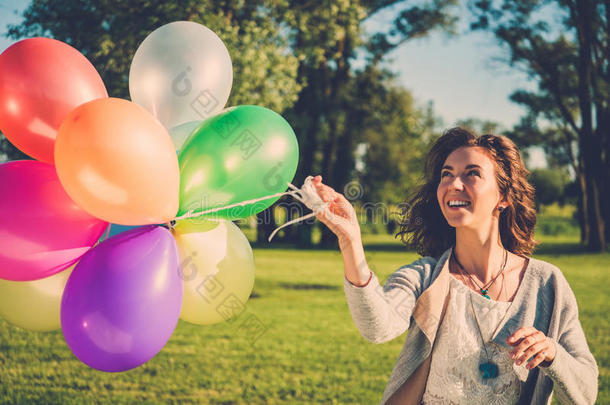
0, 1, 547, 168
0, 0, 24, 52
387, 31, 534, 129
363, 3, 547, 168
387, 29, 549, 169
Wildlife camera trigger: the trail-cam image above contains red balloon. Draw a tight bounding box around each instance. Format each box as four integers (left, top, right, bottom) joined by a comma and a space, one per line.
0, 38, 107, 163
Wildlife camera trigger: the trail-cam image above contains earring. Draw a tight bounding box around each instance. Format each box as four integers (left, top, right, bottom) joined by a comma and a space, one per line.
498, 206, 505, 212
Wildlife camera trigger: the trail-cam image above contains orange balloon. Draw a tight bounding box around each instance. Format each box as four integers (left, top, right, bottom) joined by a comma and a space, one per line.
55, 98, 179, 225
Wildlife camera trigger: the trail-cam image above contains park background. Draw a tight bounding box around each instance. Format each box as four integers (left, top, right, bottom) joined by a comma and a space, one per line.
0, 0, 608, 404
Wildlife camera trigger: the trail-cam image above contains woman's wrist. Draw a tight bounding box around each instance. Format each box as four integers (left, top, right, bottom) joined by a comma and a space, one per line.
346, 269, 373, 287
338, 233, 362, 250
339, 236, 371, 286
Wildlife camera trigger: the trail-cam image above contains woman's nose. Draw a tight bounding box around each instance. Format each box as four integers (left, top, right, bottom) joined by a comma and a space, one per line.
448, 175, 465, 190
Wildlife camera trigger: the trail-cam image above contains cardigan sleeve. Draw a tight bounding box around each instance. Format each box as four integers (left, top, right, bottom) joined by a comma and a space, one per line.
539, 275, 598, 405
343, 256, 437, 344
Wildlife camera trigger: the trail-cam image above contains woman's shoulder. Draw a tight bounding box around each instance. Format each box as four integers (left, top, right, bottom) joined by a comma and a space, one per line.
525, 256, 577, 299
395, 255, 439, 278
388, 254, 442, 288
393, 248, 451, 287
528, 256, 568, 283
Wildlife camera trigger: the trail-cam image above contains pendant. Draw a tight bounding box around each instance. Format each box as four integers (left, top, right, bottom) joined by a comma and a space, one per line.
479, 361, 499, 379
480, 289, 491, 299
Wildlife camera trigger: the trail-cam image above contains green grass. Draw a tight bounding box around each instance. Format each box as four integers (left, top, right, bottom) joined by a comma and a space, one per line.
0, 232, 608, 404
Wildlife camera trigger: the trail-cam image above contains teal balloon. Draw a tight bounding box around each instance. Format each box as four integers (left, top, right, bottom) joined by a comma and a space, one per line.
178, 105, 299, 219
97, 224, 143, 243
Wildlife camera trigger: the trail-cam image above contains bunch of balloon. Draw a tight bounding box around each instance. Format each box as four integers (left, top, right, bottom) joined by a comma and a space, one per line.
0, 37, 182, 372
0, 37, 110, 336
128, 21, 299, 331
0, 20, 300, 373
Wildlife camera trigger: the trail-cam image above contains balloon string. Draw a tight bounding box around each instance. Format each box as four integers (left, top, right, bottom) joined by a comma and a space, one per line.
266, 176, 328, 242
172, 189, 302, 221
170, 176, 329, 242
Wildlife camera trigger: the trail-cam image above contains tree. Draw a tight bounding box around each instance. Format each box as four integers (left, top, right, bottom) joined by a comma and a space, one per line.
6, 0, 458, 248
5, 0, 302, 238
455, 117, 503, 135
356, 67, 438, 206
268, 0, 458, 247
529, 167, 571, 208
471, 0, 608, 251
8, 1, 301, 109
0, 133, 30, 162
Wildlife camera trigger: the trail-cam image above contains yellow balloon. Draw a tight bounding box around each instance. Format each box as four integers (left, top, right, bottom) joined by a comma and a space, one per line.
172, 219, 255, 325
55, 98, 180, 225
0, 264, 74, 331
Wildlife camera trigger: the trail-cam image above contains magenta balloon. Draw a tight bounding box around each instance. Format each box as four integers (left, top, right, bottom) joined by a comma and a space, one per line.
60, 226, 183, 372
0, 160, 107, 281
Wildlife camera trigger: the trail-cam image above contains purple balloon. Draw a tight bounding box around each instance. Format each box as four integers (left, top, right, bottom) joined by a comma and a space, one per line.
61, 226, 182, 372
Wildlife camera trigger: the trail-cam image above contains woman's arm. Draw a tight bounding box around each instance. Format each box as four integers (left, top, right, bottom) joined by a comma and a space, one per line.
310, 175, 436, 344
539, 278, 599, 405
342, 240, 436, 344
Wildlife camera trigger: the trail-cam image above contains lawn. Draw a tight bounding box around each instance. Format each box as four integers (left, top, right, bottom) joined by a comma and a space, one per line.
0, 231, 608, 404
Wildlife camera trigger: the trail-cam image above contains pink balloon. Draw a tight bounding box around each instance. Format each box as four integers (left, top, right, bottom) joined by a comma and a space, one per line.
0, 160, 108, 281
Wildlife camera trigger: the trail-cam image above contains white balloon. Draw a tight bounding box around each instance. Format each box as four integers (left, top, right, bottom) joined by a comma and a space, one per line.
129, 21, 233, 130
172, 219, 255, 326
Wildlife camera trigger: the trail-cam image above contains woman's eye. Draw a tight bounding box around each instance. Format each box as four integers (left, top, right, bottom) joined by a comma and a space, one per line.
441, 170, 478, 178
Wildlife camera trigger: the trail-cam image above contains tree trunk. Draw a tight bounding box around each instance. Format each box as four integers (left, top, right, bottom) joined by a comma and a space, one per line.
279, 62, 325, 247
602, 1, 610, 243
576, 168, 590, 244
576, 0, 606, 251
318, 31, 352, 248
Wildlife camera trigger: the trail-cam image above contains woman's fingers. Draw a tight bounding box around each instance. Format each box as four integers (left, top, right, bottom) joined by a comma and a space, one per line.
312, 176, 348, 205
315, 205, 346, 234
313, 181, 339, 203
311, 180, 354, 219
311, 176, 359, 241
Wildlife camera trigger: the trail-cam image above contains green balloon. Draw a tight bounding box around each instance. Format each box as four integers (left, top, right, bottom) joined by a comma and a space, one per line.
178, 105, 299, 219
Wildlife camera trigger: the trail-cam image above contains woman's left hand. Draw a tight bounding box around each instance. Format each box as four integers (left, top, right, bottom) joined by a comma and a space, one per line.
507, 327, 557, 369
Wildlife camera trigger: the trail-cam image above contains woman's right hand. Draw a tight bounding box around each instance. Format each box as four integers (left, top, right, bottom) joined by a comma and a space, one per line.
312, 175, 362, 247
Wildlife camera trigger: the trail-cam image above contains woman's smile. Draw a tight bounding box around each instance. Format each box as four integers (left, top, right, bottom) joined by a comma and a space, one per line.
447, 203, 471, 211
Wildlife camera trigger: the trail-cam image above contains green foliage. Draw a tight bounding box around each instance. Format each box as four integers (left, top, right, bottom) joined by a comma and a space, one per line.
0, 133, 30, 162
7, 0, 301, 113
470, 0, 610, 250
356, 68, 440, 205
537, 218, 578, 236
455, 117, 503, 135
4, 0, 459, 247
529, 167, 571, 207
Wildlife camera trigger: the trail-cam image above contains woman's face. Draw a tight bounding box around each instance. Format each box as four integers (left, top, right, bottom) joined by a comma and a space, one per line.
436, 146, 505, 229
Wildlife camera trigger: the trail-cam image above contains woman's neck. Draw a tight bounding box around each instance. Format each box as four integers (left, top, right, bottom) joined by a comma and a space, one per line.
453, 225, 506, 285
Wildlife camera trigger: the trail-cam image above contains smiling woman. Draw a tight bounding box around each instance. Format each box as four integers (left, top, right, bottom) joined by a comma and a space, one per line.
313, 126, 598, 405
397, 127, 539, 260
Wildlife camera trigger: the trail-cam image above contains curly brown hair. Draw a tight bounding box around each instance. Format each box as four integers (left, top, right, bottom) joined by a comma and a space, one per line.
395, 127, 539, 259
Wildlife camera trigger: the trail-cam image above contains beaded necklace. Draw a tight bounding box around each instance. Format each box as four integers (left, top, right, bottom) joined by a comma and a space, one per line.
451, 248, 509, 380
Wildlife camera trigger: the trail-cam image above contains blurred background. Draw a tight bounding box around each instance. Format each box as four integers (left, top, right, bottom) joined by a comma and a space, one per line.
0, 1, 607, 404
2, 0, 607, 252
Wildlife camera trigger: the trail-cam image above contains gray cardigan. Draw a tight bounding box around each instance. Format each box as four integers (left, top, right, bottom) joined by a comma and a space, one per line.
343, 246, 598, 405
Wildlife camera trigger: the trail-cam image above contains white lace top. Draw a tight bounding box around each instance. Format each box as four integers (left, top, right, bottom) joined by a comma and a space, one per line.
421, 275, 521, 405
